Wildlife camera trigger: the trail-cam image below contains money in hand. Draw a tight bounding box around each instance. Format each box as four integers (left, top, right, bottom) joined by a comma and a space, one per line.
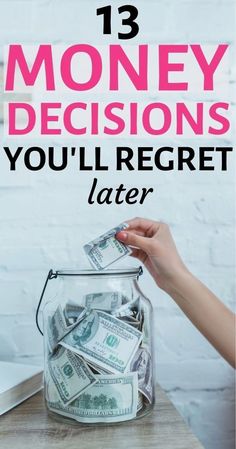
60, 310, 142, 374
83, 223, 132, 270
48, 346, 97, 404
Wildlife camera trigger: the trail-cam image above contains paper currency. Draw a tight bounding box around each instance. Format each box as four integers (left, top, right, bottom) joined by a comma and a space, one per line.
48, 346, 97, 404
47, 305, 70, 352
47, 372, 138, 423
84, 291, 123, 312
45, 370, 61, 404
140, 302, 152, 348
44, 260, 154, 423
83, 223, 132, 270
64, 303, 86, 325
137, 392, 143, 412
85, 359, 110, 375
60, 310, 142, 374
112, 296, 140, 319
47, 305, 86, 352
130, 347, 153, 403
120, 316, 141, 329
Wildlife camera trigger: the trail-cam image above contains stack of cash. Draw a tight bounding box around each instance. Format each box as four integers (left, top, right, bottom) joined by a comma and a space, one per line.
45, 294, 153, 423
45, 224, 153, 423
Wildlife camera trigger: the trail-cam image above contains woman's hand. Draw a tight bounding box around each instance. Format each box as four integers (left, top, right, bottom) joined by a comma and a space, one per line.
116, 217, 187, 293
117, 217, 236, 368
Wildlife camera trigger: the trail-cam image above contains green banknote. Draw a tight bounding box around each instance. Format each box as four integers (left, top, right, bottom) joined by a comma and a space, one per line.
83, 223, 132, 270
60, 310, 142, 374
47, 372, 138, 423
48, 346, 97, 404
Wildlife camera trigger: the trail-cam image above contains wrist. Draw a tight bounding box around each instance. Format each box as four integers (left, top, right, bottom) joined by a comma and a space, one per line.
164, 266, 194, 298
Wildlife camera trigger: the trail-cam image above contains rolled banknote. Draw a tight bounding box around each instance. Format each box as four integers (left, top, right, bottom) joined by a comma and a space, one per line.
130, 347, 153, 403
83, 223, 132, 270
47, 372, 138, 423
60, 310, 142, 374
48, 346, 97, 404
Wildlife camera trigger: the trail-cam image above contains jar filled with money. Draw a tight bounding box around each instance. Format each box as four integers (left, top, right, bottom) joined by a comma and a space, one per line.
36, 267, 155, 424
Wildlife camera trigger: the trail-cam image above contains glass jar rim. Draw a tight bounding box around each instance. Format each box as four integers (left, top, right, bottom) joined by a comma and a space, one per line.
52, 267, 142, 278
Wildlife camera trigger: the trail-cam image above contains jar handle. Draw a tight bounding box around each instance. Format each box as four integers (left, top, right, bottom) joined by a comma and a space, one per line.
35, 269, 57, 336
138, 266, 143, 278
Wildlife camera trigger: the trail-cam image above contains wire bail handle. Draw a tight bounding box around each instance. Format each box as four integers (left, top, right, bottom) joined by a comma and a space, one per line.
35, 269, 57, 336
138, 266, 143, 278
36, 266, 143, 335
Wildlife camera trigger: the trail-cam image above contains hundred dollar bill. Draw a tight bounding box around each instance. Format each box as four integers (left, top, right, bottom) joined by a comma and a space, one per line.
45, 370, 61, 404
47, 305, 69, 352
83, 223, 132, 270
130, 347, 153, 403
48, 346, 97, 405
140, 302, 152, 348
48, 372, 138, 423
64, 303, 86, 325
85, 359, 110, 375
60, 310, 142, 374
112, 296, 140, 319
84, 291, 123, 312
47, 305, 86, 352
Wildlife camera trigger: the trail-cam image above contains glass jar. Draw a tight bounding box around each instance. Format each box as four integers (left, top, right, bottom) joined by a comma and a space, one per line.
36, 267, 155, 425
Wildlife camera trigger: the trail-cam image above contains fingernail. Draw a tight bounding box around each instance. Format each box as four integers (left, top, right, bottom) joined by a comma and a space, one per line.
117, 231, 127, 241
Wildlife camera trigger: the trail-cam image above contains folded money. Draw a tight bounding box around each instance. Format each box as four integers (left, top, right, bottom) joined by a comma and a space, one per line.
84, 291, 123, 312
64, 303, 86, 325
45, 369, 61, 404
119, 316, 141, 329
48, 346, 97, 405
140, 303, 152, 349
112, 296, 140, 319
130, 346, 153, 403
83, 223, 132, 270
44, 270, 154, 422
47, 305, 87, 352
47, 372, 138, 423
85, 359, 110, 375
60, 310, 142, 374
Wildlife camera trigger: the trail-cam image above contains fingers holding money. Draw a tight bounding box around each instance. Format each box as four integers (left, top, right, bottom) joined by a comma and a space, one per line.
116, 229, 153, 254
84, 223, 132, 270
115, 218, 161, 253
125, 217, 160, 236
128, 247, 148, 265
83, 221, 155, 269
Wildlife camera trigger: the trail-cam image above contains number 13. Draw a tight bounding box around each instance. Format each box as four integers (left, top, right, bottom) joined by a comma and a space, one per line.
96, 5, 139, 39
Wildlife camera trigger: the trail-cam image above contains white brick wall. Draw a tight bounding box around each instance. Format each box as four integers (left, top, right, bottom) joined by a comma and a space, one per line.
0, 1, 235, 448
